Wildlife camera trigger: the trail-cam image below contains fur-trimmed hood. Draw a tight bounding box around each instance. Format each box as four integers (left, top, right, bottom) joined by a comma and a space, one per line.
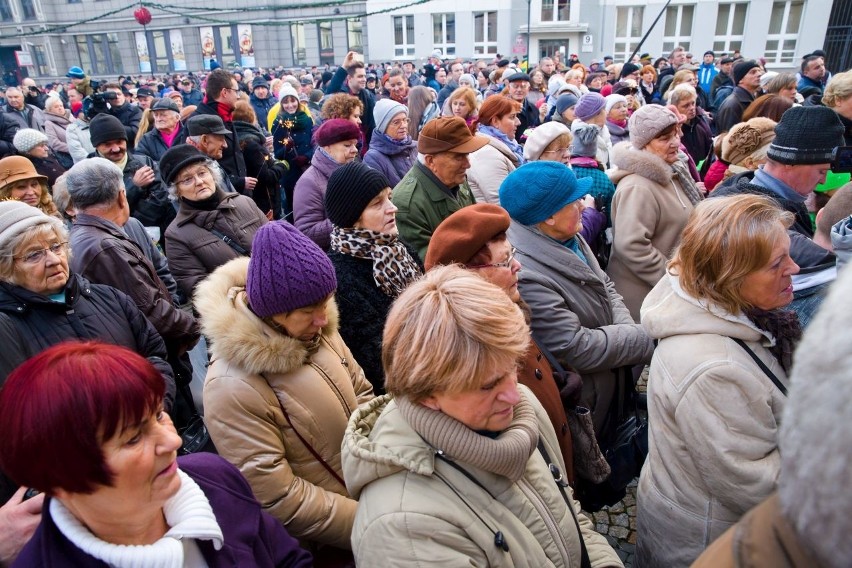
609, 140, 680, 185
194, 256, 340, 375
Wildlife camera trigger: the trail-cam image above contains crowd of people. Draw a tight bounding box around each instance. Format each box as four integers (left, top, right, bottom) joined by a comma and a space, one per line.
0, 42, 850, 567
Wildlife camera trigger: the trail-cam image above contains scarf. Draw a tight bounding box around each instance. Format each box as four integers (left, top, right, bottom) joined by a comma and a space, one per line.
213, 100, 233, 124
744, 307, 802, 374
396, 390, 539, 481
180, 188, 225, 211
274, 108, 313, 134
50, 469, 223, 568
478, 124, 526, 166
376, 130, 414, 150
671, 160, 704, 205
330, 227, 422, 297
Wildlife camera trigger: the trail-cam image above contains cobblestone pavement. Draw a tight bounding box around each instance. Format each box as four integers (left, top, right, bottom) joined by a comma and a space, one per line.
583, 478, 638, 567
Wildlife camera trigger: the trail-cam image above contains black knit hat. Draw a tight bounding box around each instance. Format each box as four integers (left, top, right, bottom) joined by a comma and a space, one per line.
733, 60, 760, 86
767, 106, 845, 165
159, 145, 208, 185
324, 161, 390, 228
620, 63, 641, 79
88, 113, 127, 147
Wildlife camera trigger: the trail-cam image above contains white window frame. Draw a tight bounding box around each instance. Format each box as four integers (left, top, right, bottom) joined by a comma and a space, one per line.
393, 15, 415, 58
541, 0, 571, 23
433, 13, 456, 58
347, 18, 363, 54
473, 11, 498, 56
712, 2, 747, 55
764, 0, 804, 64
613, 6, 644, 64
662, 4, 694, 54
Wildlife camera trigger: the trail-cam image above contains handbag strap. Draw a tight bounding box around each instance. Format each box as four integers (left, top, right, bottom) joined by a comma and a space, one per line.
537, 439, 592, 568
209, 228, 250, 256
271, 388, 347, 488
731, 338, 788, 396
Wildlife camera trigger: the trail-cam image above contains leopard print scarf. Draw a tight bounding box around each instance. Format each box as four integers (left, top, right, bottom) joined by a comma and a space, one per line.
330, 227, 422, 298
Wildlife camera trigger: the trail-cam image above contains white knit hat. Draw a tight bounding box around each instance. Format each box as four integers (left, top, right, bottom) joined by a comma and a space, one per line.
0, 200, 52, 249
605, 94, 627, 116
278, 83, 299, 102
13, 128, 48, 154
523, 122, 571, 161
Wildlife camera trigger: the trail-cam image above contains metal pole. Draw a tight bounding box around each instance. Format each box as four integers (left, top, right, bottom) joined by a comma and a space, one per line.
628, 0, 672, 63
526, 0, 532, 68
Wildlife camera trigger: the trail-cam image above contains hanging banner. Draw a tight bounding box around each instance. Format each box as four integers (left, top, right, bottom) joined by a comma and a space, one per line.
171, 29, 187, 71
135, 31, 151, 73
238, 24, 255, 68
200, 26, 217, 71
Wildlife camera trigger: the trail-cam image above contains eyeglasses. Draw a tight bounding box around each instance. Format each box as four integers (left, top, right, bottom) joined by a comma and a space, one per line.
468, 247, 516, 270
176, 168, 212, 189
389, 117, 410, 127
543, 147, 571, 155
14, 242, 67, 264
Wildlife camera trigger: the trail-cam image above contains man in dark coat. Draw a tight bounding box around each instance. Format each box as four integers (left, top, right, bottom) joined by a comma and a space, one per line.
179, 77, 204, 107
715, 60, 763, 134
190, 69, 255, 196
503, 70, 540, 143
135, 98, 187, 162
104, 83, 142, 149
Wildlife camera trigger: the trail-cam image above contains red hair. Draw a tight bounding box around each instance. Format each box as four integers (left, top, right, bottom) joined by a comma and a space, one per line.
0, 341, 165, 494
473, 96, 520, 131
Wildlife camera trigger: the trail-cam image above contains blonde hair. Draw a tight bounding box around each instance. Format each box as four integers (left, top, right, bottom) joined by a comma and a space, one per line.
383, 265, 529, 402
446, 87, 478, 120
669, 195, 795, 314
823, 71, 852, 108
543, 133, 572, 154
135, 109, 152, 147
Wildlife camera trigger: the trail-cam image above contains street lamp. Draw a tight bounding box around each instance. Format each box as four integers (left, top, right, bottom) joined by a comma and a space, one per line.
526, 0, 532, 67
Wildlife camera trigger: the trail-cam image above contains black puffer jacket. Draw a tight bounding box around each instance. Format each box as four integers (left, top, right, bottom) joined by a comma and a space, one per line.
0, 273, 175, 404
135, 122, 188, 162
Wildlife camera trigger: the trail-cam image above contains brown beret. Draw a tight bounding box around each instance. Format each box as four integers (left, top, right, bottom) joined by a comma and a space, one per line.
425, 203, 511, 271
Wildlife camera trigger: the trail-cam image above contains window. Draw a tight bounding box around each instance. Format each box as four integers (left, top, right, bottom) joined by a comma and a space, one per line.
291, 23, 306, 66
347, 18, 363, 54
74, 33, 123, 75
31, 44, 50, 76
107, 33, 123, 74
613, 6, 644, 63
318, 21, 334, 65
473, 11, 498, 56
541, 0, 570, 22
540, 39, 569, 60
217, 26, 236, 66
393, 15, 414, 58
0, 0, 13, 22
20, 0, 36, 20
713, 3, 747, 54
75, 35, 92, 73
662, 4, 694, 54
765, 0, 804, 64
433, 13, 455, 57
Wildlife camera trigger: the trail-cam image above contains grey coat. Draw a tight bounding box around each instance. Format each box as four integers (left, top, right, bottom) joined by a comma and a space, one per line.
507, 221, 654, 434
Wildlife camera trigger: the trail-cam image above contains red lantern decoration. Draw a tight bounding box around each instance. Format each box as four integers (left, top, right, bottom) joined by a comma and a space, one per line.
134, 6, 152, 26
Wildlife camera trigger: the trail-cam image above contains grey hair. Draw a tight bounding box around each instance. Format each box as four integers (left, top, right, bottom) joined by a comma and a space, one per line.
417, 152, 428, 165
0, 219, 68, 284
51, 172, 74, 221
188, 135, 204, 145
166, 158, 227, 202
64, 157, 124, 210
668, 84, 697, 105
778, 265, 852, 568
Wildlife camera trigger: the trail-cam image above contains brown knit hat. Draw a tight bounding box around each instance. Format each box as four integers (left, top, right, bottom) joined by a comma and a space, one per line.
424, 203, 510, 270
722, 117, 777, 166
418, 116, 489, 154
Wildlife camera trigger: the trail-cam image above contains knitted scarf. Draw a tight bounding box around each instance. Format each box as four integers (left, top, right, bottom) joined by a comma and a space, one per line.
478, 124, 526, 166
396, 390, 539, 481
274, 109, 313, 135
671, 160, 704, 205
744, 307, 802, 374
330, 227, 422, 297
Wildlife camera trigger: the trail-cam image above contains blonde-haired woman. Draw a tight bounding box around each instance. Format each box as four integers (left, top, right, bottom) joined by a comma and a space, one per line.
823, 70, 852, 145
342, 265, 622, 567
0, 155, 60, 217
638, 194, 798, 567
443, 86, 479, 132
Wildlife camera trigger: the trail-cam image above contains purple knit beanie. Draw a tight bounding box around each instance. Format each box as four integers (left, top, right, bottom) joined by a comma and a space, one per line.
574, 92, 606, 122
246, 221, 337, 317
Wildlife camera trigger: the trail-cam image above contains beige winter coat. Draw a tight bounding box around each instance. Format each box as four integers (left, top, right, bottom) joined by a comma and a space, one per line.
636, 273, 788, 567
195, 257, 374, 550
342, 387, 623, 568
467, 135, 520, 204
606, 142, 699, 321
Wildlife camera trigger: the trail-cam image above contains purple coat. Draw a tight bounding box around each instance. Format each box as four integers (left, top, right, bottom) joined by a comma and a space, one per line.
293, 148, 343, 250
362, 132, 417, 187
13, 453, 313, 568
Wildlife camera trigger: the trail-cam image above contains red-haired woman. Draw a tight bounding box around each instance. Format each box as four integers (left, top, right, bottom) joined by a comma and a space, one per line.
0, 341, 312, 567
466, 96, 525, 204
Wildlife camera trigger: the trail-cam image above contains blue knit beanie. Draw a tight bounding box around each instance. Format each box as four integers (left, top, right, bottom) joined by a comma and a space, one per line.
246, 221, 337, 317
499, 161, 593, 226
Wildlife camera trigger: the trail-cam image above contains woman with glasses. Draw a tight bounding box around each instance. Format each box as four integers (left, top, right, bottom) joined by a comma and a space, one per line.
467, 96, 525, 204
0, 155, 60, 218
363, 99, 417, 187
158, 145, 267, 301
0, 200, 178, 563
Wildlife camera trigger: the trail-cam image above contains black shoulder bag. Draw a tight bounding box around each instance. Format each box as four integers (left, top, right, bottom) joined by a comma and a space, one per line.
731, 338, 788, 396
210, 228, 250, 256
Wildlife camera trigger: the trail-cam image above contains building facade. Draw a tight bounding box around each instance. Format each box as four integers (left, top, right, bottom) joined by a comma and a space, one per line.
0, 0, 367, 83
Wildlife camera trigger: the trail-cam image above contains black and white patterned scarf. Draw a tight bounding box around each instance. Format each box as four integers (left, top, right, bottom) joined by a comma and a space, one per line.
330, 227, 422, 297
